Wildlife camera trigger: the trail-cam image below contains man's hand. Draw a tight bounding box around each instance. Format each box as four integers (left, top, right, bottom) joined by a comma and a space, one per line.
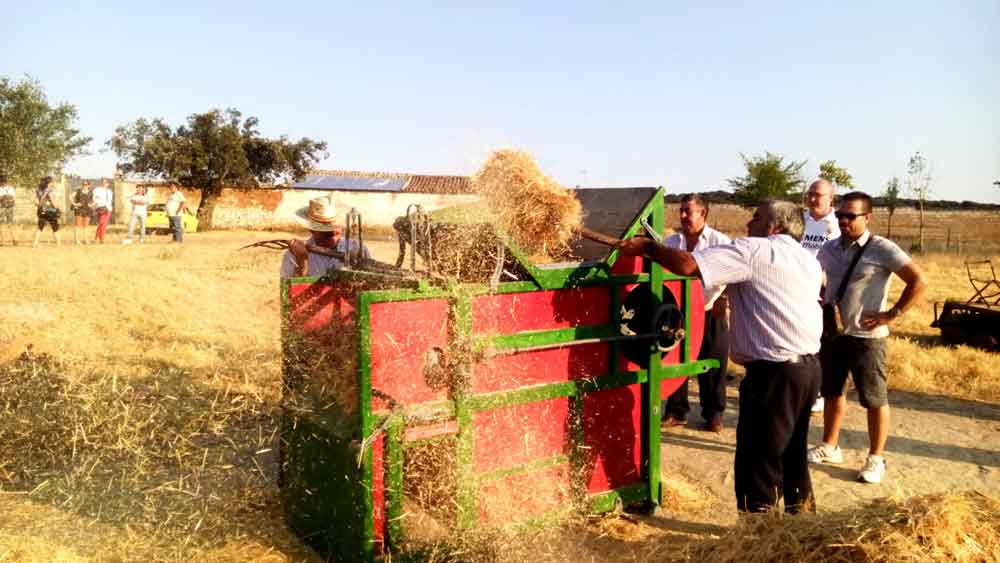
617, 236, 651, 257
289, 239, 309, 261
859, 308, 899, 330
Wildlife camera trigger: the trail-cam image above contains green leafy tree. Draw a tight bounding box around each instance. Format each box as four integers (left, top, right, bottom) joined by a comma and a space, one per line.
109, 108, 327, 229
818, 160, 855, 191
0, 76, 91, 188
906, 151, 932, 252
727, 151, 807, 205
882, 176, 900, 239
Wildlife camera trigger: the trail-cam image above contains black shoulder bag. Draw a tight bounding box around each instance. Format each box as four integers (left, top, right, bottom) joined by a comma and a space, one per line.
821, 238, 870, 343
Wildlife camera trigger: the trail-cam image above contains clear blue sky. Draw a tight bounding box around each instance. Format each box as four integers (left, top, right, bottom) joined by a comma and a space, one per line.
4, 1, 999, 202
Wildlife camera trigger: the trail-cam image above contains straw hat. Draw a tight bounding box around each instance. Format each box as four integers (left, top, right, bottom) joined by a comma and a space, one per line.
295, 196, 341, 232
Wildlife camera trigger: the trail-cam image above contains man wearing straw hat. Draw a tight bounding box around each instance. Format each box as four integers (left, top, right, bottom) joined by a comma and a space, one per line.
280, 195, 371, 279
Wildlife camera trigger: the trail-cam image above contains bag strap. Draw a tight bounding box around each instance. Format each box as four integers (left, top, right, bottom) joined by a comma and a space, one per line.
835, 236, 871, 303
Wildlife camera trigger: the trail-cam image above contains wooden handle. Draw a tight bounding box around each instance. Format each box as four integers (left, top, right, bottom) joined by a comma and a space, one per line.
577, 226, 622, 247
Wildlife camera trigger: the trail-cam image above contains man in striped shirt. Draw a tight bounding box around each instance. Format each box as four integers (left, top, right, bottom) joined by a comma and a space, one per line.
619, 200, 823, 513
660, 194, 732, 432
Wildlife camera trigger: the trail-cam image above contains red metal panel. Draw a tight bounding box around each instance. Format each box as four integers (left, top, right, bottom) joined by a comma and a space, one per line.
473, 344, 608, 394
477, 464, 572, 527
582, 384, 642, 493
472, 288, 611, 334
369, 300, 450, 410
287, 282, 357, 333
472, 398, 570, 473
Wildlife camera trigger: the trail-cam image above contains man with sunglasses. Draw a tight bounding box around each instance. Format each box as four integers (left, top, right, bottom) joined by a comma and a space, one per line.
808, 191, 926, 484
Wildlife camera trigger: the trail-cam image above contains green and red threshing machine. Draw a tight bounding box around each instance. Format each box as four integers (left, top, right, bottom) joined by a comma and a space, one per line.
279, 187, 718, 561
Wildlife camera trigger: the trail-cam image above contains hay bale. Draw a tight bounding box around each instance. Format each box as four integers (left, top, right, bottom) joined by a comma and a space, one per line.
472, 149, 582, 259
686, 491, 1000, 563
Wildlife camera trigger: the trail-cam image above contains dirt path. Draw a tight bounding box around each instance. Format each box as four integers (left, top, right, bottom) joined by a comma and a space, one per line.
657, 376, 1000, 525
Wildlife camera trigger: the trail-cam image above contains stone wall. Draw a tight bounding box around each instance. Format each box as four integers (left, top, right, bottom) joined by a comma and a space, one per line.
120, 182, 480, 230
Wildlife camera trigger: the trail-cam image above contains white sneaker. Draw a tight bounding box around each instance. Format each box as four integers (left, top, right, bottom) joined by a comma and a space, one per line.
807, 443, 844, 464
811, 397, 825, 414
858, 455, 886, 484
122, 239, 132, 245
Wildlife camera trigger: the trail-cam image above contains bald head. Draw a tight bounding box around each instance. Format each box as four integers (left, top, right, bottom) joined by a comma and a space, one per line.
805, 178, 834, 219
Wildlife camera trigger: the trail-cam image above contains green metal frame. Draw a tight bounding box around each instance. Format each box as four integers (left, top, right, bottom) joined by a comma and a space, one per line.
280, 187, 721, 561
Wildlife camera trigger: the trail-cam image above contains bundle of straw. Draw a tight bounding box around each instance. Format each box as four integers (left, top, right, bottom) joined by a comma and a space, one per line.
685, 491, 1000, 563
472, 149, 583, 258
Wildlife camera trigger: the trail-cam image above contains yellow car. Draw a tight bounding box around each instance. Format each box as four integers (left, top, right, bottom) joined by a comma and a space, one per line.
146, 204, 199, 234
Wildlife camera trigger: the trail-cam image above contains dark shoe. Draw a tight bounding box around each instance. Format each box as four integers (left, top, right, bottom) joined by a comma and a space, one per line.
706, 414, 723, 433
660, 416, 687, 429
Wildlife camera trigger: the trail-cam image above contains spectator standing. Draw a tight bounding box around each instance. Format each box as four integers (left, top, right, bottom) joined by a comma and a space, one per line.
32, 176, 61, 247
619, 200, 823, 513
802, 178, 840, 414
659, 194, 732, 432
71, 180, 95, 245
0, 173, 15, 245
165, 186, 188, 243
91, 179, 113, 243
122, 185, 150, 244
808, 191, 926, 484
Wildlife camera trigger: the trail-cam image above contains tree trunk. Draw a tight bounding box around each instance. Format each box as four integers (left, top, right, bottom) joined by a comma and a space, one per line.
918, 200, 925, 252
197, 185, 221, 230
886, 211, 893, 239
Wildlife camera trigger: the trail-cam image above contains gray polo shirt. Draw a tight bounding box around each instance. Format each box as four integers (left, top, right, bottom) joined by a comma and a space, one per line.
817, 231, 910, 339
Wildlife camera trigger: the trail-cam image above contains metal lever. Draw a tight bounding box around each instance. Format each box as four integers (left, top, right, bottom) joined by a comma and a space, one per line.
640, 217, 661, 241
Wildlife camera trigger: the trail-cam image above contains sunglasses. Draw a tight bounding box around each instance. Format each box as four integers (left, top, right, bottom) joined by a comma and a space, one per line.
834, 211, 868, 221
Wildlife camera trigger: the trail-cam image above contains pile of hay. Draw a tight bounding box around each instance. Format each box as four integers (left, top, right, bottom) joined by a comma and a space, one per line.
472, 149, 583, 259
685, 491, 1000, 562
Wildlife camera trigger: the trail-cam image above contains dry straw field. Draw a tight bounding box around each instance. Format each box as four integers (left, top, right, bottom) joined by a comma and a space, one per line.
1, 210, 998, 562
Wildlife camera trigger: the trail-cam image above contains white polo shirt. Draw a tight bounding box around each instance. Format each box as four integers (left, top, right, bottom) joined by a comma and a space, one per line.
662, 225, 731, 310
693, 235, 823, 364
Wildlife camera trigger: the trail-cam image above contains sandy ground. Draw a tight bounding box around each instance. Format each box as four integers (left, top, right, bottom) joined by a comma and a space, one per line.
658, 376, 1000, 526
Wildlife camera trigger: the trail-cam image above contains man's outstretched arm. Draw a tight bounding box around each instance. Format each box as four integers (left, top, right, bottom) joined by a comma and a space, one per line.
618, 236, 700, 277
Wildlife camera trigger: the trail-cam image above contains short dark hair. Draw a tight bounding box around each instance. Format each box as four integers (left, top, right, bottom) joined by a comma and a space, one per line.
679, 193, 709, 212
842, 191, 873, 214
38, 176, 52, 190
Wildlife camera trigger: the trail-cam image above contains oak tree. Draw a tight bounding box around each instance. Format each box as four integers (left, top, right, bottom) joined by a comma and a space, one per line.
109, 108, 327, 229
0, 76, 91, 188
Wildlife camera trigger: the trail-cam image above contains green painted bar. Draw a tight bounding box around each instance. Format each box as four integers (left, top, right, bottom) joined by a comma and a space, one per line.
683, 278, 693, 364
356, 292, 376, 561
487, 324, 618, 352
477, 454, 570, 484
646, 195, 665, 509
402, 433, 457, 450
385, 416, 405, 548
451, 291, 478, 530
588, 482, 650, 514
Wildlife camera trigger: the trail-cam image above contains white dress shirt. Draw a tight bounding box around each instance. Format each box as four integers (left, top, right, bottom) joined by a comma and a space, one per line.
662, 225, 731, 310
693, 235, 823, 364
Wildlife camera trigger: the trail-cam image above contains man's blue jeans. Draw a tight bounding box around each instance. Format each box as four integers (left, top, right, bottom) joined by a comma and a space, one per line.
169, 215, 183, 242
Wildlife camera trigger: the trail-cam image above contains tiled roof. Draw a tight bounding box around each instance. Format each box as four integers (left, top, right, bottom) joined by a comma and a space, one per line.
403, 175, 473, 194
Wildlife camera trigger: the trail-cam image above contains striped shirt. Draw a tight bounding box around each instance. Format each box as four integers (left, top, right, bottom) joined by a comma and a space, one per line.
693, 235, 823, 364
663, 225, 731, 310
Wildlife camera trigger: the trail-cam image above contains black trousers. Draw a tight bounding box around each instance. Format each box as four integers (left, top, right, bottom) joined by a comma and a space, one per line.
663, 311, 730, 420
735, 355, 821, 513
